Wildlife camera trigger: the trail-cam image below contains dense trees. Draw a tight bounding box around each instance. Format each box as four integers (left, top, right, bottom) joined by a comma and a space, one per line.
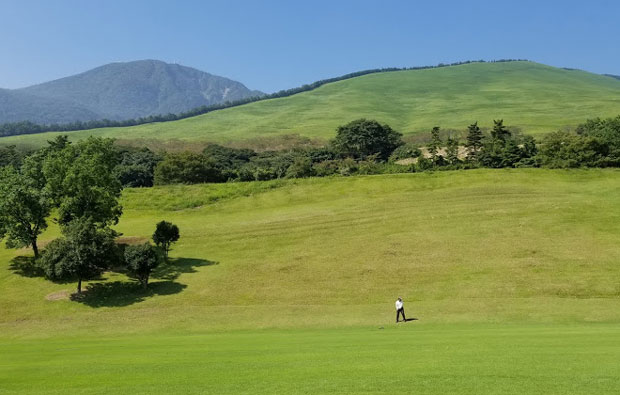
154, 153, 224, 185
331, 119, 403, 160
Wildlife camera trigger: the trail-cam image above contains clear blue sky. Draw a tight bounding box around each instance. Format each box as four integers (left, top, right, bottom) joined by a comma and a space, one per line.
1, 0, 619, 93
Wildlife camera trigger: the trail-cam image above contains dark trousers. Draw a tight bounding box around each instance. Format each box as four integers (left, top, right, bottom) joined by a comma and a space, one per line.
396, 308, 406, 322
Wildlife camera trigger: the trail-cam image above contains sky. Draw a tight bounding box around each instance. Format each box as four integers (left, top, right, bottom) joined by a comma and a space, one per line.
1, 0, 619, 93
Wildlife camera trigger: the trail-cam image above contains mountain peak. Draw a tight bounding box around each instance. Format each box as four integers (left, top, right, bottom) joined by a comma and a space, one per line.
0, 61, 262, 124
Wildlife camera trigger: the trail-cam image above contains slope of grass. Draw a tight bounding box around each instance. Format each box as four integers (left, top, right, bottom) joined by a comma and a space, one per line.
2, 169, 620, 393
3, 61, 620, 148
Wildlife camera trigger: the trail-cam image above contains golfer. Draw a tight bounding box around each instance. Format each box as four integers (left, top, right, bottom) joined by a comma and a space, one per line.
395, 297, 406, 323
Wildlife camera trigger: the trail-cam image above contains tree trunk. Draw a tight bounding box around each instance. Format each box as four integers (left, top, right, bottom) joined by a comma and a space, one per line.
143, 277, 148, 289
77, 278, 82, 294
31, 239, 39, 259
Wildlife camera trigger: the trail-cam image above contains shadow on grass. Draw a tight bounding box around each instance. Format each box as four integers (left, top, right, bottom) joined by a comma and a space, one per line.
70, 281, 187, 307
152, 257, 218, 281
70, 257, 216, 308
8, 256, 45, 278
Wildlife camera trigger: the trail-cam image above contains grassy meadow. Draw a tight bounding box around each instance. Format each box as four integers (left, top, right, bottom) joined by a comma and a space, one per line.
3, 61, 620, 149
2, 169, 620, 393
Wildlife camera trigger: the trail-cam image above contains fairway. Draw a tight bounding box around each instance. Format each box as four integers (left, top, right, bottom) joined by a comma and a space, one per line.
2, 324, 620, 394
2, 169, 620, 393
3, 61, 620, 148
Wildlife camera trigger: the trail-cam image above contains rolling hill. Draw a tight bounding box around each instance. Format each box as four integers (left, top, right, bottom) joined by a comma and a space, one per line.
2, 169, 620, 393
2, 61, 620, 148
0, 60, 262, 124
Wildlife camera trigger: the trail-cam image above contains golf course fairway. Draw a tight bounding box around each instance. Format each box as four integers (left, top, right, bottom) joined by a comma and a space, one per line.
2, 169, 620, 393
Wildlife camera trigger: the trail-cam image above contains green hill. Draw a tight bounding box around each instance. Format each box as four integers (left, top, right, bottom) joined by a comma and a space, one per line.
2, 170, 620, 393
3, 61, 620, 148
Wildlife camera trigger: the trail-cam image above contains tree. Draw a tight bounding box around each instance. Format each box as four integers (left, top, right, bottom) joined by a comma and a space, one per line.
154, 152, 224, 185
428, 126, 442, 162
465, 122, 483, 160
0, 165, 51, 258
43, 137, 123, 227
125, 243, 161, 289
331, 119, 403, 161
446, 136, 460, 165
490, 119, 511, 142
152, 221, 180, 260
40, 218, 117, 293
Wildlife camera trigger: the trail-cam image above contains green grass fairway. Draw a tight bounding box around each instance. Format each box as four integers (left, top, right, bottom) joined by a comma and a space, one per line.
2, 324, 620, 394
2, 169, 620, 393
3, 61, 620, 148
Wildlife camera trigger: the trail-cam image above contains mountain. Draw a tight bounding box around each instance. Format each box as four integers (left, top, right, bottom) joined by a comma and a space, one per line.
0, 88, 100, 124
0, 60, 262, 124
3, 61, 620, 147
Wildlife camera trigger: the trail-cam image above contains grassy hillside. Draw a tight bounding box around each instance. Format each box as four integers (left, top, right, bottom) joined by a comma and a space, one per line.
2, 170, 620, 393
2, 169, 620, 335
3, 61, 620, 148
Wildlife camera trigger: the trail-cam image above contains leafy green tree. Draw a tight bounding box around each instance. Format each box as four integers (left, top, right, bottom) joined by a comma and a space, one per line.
428, 127, 442, 162
125, 243, 161, 289
576, 115, 620, 165
537, 131, 607, 168
331, 119, 403, 161
465, 122, 484, 160
446, 136, 460, 165
153, 221, 180, 260
43, 137, 123, 227
40, 218, 117, 293
154, 152, 224, 185
0, 165, 51, 258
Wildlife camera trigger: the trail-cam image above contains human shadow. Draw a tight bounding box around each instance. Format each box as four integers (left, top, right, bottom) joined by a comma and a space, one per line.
152, 257, 218, 281
404, 318, 418, 322
70, 280, 187, 307
8, 256, 45, 278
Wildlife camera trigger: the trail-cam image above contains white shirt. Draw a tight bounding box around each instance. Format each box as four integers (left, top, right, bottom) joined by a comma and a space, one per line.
395, 300, 403, 310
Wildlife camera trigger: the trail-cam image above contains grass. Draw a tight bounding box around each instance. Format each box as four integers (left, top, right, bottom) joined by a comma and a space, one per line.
3, 61, 620, 149
2, 324, 620, 394
2, 169, 620, 393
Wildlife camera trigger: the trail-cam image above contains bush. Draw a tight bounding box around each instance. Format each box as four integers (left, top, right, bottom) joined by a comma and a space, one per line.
389, 144, 422, 162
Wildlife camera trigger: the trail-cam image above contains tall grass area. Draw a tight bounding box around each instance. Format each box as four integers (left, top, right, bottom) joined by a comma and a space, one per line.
3, 61, 620, 148
2, 169, 620, 393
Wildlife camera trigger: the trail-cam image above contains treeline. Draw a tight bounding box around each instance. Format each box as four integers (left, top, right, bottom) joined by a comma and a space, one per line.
0, 59, 528, 137
3, 114, 619, 190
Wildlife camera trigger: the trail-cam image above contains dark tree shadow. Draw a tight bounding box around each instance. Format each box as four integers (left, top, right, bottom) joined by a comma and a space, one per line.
152, 257, 218, 281
70, 280, 187, 307
70, 257, 216, 308
9, 256, 45, 278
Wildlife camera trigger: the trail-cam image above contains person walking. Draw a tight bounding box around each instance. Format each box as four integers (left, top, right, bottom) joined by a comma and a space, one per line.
395, 297, 406, 323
